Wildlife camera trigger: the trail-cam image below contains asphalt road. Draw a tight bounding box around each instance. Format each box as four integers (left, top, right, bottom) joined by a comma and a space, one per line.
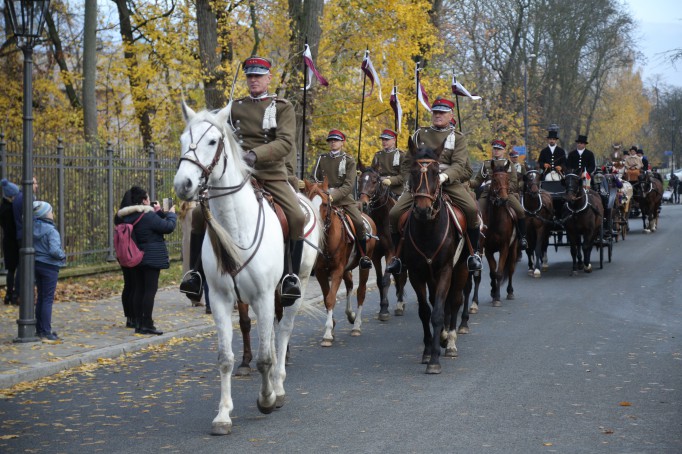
1, 205, 681, 453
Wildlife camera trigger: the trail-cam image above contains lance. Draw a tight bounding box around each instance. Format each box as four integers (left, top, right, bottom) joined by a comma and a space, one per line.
393, 79, 398, 132
453, 69, 463, 132
300, 38, 309, 180
357, 46, 369, 167
415, 61, 420, 132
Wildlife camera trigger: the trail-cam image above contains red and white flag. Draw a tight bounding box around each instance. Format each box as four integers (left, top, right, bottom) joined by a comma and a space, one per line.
361, 50, 383, 102
303, 44, 328, 89
451, 75, 482, 100
390, 86, 403, 132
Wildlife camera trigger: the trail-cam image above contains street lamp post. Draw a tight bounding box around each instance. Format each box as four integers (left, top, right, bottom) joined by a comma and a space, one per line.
671, 114, 676, 172
523, 54, 536, 165
7, 0, 51, 342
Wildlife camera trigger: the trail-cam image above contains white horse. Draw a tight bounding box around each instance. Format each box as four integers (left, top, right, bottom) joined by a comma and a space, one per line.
173, 102, 321, 435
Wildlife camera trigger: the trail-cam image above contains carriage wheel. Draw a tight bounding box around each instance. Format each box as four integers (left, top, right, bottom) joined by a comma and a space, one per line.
607, 229, 613, 263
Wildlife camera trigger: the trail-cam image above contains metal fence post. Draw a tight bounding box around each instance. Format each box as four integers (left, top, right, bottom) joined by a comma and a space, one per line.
57, 137, 65, 243
148, 142, 156, 201
0, 132, 6, 181
106, 142, 115, 261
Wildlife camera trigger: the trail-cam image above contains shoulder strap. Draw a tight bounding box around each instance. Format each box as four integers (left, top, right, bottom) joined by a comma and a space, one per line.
132, 212, 145, 226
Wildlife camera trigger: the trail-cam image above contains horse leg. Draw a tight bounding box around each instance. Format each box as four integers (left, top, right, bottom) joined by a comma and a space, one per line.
375, 257, 390, 322
348, 270, 365, 336
234, 301, 252, 376
411, 279, 432, 364
394, 271, 408, 316
427, 270, 453, 374
316, 268, 337, 347
343, 270, 356, 326
568, 235, 579, 276
487, 252, 501, 307
458, 273, 471, 334
470, 271, 481, 314
272, 294, 302, 408
249, 297, 277, 415
211, 300, 236, 435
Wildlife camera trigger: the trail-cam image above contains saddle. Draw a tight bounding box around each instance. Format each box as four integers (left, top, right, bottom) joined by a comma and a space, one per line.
252, 179, 313, 240
332, 206, 373, 243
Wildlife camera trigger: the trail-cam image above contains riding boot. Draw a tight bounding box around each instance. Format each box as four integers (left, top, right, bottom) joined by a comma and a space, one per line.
358, 237, 372, 269
180, 232, 204, 301
517, 218, 528, 249
466, 227, 483, 272
385, 232, 403, 274
281, 239, 303, 307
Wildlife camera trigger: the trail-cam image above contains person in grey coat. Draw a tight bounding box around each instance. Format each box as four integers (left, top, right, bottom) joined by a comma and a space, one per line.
119, 186, 176, 335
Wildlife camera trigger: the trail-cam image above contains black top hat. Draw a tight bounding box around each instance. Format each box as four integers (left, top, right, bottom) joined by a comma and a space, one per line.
575, 135, 588, 144
547, 130, 559, 139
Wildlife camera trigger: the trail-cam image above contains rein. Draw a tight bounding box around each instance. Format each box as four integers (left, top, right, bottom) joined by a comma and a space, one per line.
406, 196, 451, 266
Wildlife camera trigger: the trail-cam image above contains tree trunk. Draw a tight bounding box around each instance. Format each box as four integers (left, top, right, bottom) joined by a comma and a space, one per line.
196, 0, 226, 110
45, 10, 81, 110
83, 0, 98, 142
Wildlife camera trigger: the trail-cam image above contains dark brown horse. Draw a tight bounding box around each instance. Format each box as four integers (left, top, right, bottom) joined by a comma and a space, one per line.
561, 173, 603, 275
522, 169, 554, 277
633, 173, 663, 233
480, 163, 518, 306
304, 178, 376, 347
402, 139, 469, 374
357, 166, 408, 320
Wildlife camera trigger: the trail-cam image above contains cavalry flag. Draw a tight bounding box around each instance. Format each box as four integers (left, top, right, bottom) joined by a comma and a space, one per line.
451, 75, 482, 100
361, 50, 383, 102
303, 44, 328, 89
390, 86, 403, 132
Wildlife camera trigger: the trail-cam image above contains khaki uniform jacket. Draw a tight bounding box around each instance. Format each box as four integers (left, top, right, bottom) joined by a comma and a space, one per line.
371, 148, 405, 196
470, 159, 525, 219
312, 151, 357, 207
230, 95, 296, 181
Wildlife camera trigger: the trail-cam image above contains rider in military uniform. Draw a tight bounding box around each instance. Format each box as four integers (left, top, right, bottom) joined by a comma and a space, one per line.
566, 135, 596, 185
537, 130, 566, 177
508, 148, 527, 195
230, 56, 306, 302
312, 130, 372, 269
385, 97, 482, 274
370, 128, 405, 197
470, 140, 528, 249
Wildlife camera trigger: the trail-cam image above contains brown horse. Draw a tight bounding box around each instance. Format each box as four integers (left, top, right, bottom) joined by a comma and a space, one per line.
633, 173, 663, 233
304, 178, 376, 347
480, 163, 518, 306
522, 170, 554, 277
357, 166, 408, 320
560, 173, 603, 275
402, 139, 469, 374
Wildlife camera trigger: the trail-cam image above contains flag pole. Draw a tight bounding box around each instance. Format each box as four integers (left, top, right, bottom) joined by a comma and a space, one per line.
415, 61, 420, 132
300, 38, 309, 180
393, 79, 398, 132
453, 69, 462, 132
357, 46, 368, 167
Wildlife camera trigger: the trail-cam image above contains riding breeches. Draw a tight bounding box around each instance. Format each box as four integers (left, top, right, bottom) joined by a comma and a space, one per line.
478, 191, 525, 220
262, 179, 305, 239
389, 183, 480, 234
338, 202, 367, 239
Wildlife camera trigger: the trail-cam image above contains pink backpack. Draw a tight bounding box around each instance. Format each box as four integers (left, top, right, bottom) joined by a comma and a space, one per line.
114, 213, 145, 267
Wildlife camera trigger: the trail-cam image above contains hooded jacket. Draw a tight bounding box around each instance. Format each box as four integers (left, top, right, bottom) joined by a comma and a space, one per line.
33, 218, 66, 268
118, 205, 176, 269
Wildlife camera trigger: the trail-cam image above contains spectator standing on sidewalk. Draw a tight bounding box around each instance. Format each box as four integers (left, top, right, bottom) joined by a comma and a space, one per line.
123, 186, 176, 335
114, 189, 136, 328
32, 201, 66, 343
0, 179, 20, 305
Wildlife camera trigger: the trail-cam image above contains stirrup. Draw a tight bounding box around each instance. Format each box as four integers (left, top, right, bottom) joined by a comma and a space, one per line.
280, 274, 301, 307
385, 257, 402, 274
467, 253, 483, 272
180, 270, 203, 301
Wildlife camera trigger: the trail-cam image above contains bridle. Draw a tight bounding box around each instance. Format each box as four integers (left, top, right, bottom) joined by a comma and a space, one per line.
410, 158, 442, 219
522, 170, 546, 216
489, 169, 510, 207
563, 174, 590, 215
358, 169, 392, 212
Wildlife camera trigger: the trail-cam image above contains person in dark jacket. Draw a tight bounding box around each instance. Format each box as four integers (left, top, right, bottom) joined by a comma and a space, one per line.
114, 189, 136, 328
120, 186, 176, 335
567, 135, 596, 186
32, 201, 66, 343
11, 177, 38, 307
0, 179, 20, 305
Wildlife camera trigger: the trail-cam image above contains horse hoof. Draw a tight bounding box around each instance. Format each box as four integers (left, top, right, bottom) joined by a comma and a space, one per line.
394, 308, 404, 316
257, 397, 276, 415
350, 329, 361, 337
275, 394, 286, 408
425, 364, 442, 374
571, 270, 578, 276
234, 366, 251, 377
469, 303, 479, 314
378, 311, 390, 322
321, 338, 333, 347
421, 354, 431, 364
492, 300, 502, 307
457, 326, 470, 335
445, 347, 458, 358
542, 264, 549, 272
533, 269, 541, 278
527, 269, 534, 276
211, 422, 232, 436
577, 263, 584, 271
584, 265, 592, 273
643, 229, 651, 233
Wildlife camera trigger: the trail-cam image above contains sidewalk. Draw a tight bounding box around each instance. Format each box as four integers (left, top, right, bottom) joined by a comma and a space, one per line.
0, 274, 376, 390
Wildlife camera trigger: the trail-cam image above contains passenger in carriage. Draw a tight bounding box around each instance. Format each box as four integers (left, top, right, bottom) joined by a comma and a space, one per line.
386, 97, 482, 274
566, 134, 596, 186
637, 148, 649, 172
370, 128, 405, 198
470, 140, 528, 250
623, 145, 644, 183
312, 130, 372, 270
537, 129, 567, 178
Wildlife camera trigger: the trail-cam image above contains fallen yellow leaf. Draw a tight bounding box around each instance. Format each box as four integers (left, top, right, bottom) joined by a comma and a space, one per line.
619, 401, 632, 406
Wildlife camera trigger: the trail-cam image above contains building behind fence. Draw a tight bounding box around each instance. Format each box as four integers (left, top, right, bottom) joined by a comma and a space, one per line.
0, 133, 182, 267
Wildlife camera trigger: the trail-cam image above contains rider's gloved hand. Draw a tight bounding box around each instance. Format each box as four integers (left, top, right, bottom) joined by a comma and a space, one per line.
555, 165, 562, 172
242, 150, 257, 167
381, 178, 391, 186
438, 173, 449, 184
544, 163, 551, 169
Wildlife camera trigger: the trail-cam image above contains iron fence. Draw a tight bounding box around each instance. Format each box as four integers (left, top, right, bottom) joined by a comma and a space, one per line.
0, 133, 182, 267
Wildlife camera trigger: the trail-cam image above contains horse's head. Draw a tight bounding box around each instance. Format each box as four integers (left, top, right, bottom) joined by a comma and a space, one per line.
408, 136, 443, 221
357, 166, 383, 213
303, 177, 331, 216
524, 169, 542, 195
563, 173, 583, 202
174, 101, 245, 201
489, 162, 511, 205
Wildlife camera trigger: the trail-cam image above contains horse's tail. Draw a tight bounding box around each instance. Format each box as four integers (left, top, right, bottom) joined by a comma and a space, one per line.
202, 204, 243, 275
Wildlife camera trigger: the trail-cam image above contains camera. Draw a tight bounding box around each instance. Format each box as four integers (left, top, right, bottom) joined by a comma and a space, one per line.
162, 197, 174, 211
